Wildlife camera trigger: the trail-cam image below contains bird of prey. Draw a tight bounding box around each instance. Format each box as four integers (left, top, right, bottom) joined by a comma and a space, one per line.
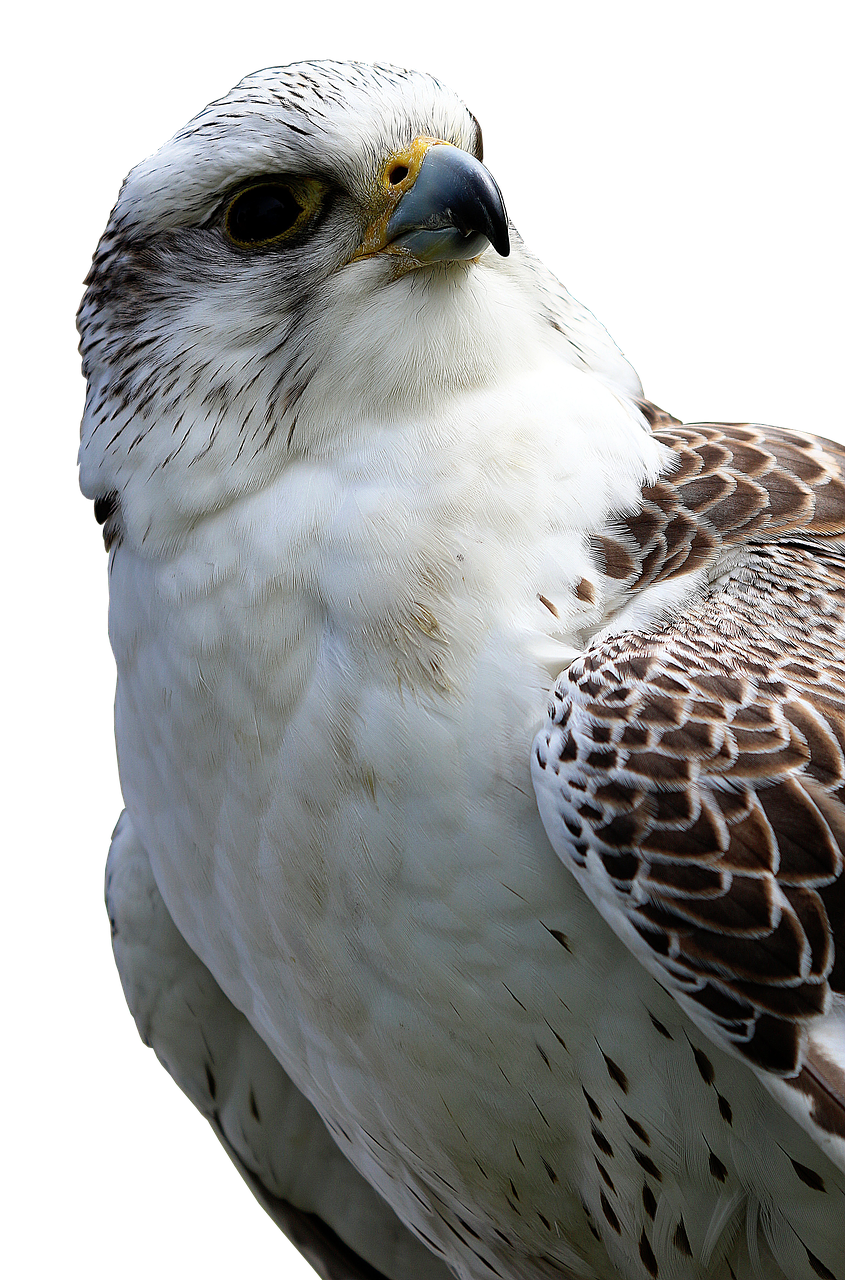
79, 61, 845, 1280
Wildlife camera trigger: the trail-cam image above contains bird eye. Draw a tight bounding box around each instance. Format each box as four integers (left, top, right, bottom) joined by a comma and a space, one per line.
225, 182, 306, 247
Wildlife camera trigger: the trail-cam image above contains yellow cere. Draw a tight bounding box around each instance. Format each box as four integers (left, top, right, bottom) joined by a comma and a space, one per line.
353, 136, 456, 261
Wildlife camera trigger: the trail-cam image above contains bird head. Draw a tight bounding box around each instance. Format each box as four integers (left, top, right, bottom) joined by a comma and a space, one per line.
78, 61, 638, 550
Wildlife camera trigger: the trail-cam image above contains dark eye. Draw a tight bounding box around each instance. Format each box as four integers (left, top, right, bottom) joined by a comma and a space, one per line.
225, 183, 305, 246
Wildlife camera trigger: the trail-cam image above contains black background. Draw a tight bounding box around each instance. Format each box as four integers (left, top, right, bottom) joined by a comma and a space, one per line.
69, 37, 834, 1280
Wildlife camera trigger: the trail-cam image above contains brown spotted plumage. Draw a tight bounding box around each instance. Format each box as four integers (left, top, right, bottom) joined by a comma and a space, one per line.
592, 420, 845, 598
534, 417, 845, 1170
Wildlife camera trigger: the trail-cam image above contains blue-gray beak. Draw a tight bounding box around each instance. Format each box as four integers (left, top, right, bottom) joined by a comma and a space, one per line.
384, 144, 510, 263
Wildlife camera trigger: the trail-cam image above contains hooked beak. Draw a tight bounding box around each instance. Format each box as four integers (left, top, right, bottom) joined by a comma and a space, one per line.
354, 138, 510, 266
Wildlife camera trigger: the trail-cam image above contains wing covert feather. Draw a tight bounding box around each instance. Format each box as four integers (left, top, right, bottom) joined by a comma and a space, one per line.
534, 419, 845, 1164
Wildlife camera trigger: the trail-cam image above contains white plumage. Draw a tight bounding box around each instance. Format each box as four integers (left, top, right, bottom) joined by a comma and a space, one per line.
81, 61, 845, 1280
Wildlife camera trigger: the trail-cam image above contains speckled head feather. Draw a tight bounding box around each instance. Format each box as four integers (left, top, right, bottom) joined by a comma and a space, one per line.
109, 63, 485, 233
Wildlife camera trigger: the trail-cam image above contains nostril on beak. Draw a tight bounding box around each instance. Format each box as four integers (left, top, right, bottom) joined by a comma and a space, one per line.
387, 164, 409, 185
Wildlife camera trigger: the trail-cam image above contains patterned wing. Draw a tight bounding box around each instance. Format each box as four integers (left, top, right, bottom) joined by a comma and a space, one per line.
533, 419, 845, 1160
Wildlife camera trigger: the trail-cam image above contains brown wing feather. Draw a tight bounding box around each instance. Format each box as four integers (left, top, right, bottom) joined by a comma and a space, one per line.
592, 421, 845, 595
535, 420, 845, 1147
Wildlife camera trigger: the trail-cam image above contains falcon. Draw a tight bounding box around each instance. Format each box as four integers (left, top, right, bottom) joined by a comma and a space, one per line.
79, 61, 845, 1280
